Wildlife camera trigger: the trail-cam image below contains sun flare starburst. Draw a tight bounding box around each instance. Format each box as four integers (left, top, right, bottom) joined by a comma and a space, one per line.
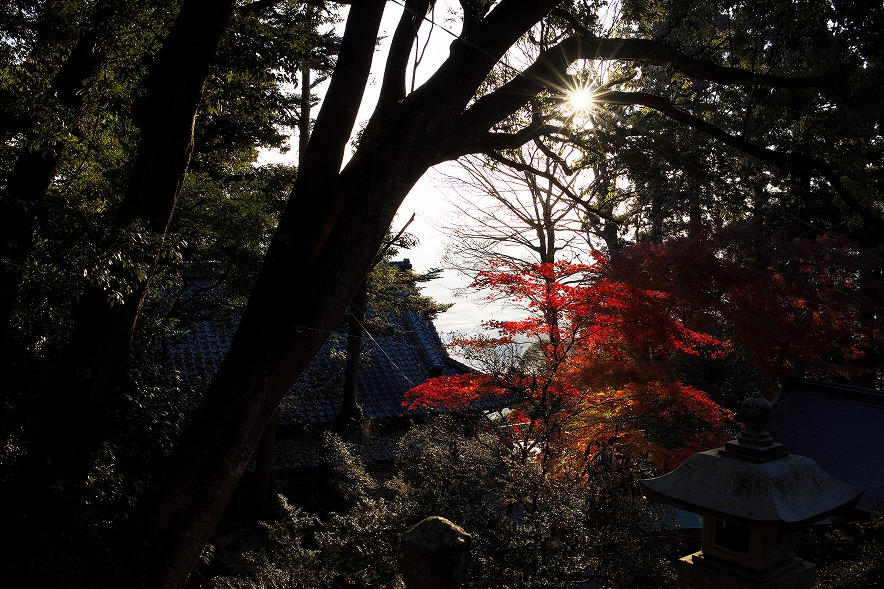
558, 81, 597, 129
567, 86, 594, 113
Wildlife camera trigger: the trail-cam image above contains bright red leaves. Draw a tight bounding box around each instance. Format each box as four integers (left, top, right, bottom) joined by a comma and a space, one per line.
404, 256, 732, 472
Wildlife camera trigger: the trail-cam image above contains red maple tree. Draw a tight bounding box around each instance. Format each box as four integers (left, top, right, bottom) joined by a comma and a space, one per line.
405, 257, 732, 472
606, 222, 884, 392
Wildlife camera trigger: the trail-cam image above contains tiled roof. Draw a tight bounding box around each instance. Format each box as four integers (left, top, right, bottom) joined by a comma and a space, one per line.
769, 378, 884, 510
165, 314, 240, 387
165, 306, 471, 425
284, 306, 472, 423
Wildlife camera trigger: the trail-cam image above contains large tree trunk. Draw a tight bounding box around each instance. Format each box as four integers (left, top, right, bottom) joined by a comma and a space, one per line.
247, 410, 278, 515
9, 0, 238, 527
124, 2, 565, 585
122, 3, 389, 585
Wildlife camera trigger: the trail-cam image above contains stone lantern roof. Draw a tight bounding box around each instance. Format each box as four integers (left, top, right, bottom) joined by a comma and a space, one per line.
640, 392, 864, 524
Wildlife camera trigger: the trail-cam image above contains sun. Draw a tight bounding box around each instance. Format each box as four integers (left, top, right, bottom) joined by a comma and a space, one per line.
567, 86, 594, 113
561, 82, 596, 126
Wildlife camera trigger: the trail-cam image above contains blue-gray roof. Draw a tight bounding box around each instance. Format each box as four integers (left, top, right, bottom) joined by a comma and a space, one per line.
769, 378, 884, 510
165, 307, 471, 424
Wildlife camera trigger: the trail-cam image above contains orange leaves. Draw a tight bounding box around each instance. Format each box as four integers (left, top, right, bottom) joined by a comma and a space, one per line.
464, 257, 730, 363
550, 381, 733, 471
404, 223, 883, 475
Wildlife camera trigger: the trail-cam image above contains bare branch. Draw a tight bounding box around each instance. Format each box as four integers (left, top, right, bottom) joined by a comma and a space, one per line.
483, 150, 620, 224
440, 153, 587, 267
375, 212, 417, 264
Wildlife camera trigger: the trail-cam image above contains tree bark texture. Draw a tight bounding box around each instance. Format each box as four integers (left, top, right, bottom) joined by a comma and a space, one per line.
248, 410, 278, 515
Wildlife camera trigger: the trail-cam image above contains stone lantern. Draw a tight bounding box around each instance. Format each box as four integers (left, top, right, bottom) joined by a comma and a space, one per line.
640, 392, 864, 589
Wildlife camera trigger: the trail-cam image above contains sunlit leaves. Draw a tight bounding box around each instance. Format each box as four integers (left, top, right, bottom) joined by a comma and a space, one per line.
404, 373, 499, 411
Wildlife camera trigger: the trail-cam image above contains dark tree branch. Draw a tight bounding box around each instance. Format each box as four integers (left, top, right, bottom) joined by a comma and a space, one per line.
459, 0, 494, 39
593, 36, 831, 87
441, 30, 867, 222
454, 34, 830, 156
0, 0, 117, 138
377, 212, 416, 264
553, 6, 833, 87
415, 0, 561, 115
49, 0, 116, 109
533, 138, 574, 175
449, 121, 595, 161
376, 0, 433, 114
298, 0, 385, 181
470, 124, 559, 153
592, 89, 867, 220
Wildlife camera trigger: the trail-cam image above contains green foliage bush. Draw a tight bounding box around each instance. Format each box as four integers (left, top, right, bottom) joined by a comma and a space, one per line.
804, 511, 884, 589
211, 416, 682, 589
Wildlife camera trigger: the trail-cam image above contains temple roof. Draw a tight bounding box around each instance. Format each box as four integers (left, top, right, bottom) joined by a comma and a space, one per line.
769, 378, 884, 510
165, 304, 473, 424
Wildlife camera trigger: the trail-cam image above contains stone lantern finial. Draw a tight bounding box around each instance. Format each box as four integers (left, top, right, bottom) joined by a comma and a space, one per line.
721, 392, 786, 462
740, 392, 772, 440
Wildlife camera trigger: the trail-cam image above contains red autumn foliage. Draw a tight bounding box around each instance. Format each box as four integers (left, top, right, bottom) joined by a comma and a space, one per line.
405, 374, 500, 411
606, 222, 884, 390
404, 257, 733, 472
